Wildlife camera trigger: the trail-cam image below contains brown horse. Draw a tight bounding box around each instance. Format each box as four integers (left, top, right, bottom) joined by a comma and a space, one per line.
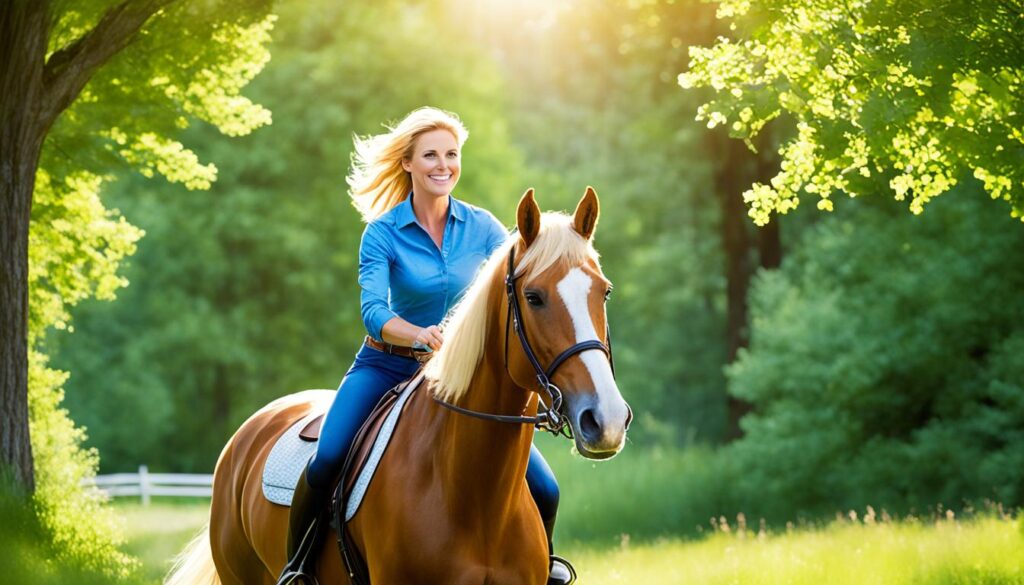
165, 187, 631, 585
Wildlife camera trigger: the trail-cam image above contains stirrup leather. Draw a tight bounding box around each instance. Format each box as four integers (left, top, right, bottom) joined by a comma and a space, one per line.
276, 514, 325, 585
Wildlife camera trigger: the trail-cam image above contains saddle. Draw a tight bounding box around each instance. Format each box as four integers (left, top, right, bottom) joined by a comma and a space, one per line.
273, 370, 427, 585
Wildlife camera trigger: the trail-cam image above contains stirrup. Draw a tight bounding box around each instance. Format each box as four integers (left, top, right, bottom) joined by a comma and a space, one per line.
549, 554, 577, 585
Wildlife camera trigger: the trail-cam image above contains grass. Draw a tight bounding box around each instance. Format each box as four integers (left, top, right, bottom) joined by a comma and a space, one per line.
533, 433, 730, 543
117, 499, 1024, 584
110, 440, 1024, 584
566, 517, 1024, 584
113, 500, 210, 584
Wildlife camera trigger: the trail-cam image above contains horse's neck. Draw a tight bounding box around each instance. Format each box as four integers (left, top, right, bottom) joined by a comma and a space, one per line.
435, 349, 538, 524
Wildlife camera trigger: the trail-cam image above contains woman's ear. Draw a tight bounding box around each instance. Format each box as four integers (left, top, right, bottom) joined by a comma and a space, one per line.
573, 186, 599, 240
401, 158, 412, 172
517, 188, 541, 247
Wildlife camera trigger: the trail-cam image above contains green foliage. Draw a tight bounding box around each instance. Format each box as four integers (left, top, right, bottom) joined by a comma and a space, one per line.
463, 0, 734, 442
29, 169, 143, 342
27, 349, 139, 577
0, 473, 139, 584
680, 0, 1024, 224
49, 4, 1024, 545
727, 186, 1024, 518
54, 0, 531, 473
28, 167, 143, 576
536, 435, 738, 542
26, 0, 274, 574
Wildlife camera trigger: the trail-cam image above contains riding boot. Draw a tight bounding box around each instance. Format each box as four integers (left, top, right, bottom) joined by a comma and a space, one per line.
544, 514, 577, 585
277, 462, 330, 585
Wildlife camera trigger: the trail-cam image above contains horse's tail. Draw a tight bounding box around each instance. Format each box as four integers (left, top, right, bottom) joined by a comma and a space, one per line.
164, 523, 220, 585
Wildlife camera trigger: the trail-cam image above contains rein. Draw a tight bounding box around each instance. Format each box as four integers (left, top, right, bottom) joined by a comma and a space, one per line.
434, 245, 615, 438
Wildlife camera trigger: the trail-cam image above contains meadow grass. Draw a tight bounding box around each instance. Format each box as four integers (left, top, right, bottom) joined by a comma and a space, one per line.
109, 440, 1024, 584
117, 500, 1024, 584
565, 516, 1024, 584
113, 500, 210, 583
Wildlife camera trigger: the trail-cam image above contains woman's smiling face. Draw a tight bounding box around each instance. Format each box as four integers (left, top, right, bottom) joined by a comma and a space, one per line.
403, 129, 461, 201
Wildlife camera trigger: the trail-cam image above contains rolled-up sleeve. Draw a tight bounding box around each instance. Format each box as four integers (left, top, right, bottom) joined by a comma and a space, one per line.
484, 211, 510, 256
358, 223, 398, 340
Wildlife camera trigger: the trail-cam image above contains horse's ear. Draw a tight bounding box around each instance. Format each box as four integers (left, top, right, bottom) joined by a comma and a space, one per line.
517, 188, 541, 247
573, 186, 599, 240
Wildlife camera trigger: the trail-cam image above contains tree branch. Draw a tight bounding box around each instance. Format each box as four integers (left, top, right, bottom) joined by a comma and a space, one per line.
39, 0, 176, 130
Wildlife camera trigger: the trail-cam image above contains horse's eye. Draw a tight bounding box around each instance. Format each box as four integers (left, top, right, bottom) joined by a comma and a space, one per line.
604, 288, 613, 301
525, 292, 544, 307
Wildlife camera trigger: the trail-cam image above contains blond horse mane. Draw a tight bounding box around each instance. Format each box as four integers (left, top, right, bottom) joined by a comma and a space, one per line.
425, 212, 600, 402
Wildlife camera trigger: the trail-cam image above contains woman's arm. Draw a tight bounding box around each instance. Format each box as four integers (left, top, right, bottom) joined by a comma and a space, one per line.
380, 318, 443, 350
358, 223, 399, 340
359, 223, 443, 350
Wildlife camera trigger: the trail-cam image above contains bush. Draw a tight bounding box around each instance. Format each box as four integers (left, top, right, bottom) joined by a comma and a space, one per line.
727, 185, 1024, 520
0, 473, 138, 584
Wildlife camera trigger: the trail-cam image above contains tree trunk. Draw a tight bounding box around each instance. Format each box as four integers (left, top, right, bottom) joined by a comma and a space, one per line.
1, 0, 170, 493
758, 219, 782, 269
714, 130, 782, 441
716, 135, 754, 441
0, 0, 50, 492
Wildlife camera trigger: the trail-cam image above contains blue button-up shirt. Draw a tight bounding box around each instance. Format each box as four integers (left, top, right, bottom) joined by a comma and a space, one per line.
359, 194, 509, 340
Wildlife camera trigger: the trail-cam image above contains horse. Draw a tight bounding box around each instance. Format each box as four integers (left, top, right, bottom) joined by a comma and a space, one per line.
165, 187, 632, 585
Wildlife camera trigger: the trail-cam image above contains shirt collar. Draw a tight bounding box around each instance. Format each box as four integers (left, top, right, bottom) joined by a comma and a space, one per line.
448, 195, 467, 222
396, 193, 465, 228
395, 195, 418, 228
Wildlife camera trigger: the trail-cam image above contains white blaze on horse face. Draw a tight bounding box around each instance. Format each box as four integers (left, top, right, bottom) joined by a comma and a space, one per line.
555, 267, 628, 435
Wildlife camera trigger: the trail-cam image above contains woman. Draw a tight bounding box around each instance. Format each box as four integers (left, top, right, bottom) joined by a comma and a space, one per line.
282, 107, 574, 584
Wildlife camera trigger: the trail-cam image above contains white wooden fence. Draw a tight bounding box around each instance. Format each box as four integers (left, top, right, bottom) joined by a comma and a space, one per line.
84, 465, 213, 505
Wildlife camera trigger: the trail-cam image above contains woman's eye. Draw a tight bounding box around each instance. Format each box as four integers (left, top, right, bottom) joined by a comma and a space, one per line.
525, 292, 544, 307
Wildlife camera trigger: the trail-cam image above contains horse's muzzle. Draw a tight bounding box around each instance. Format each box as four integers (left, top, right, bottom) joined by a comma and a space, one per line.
568, 393, 630, 460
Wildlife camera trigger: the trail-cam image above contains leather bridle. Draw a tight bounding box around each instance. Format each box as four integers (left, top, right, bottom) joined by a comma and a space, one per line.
434, 244, 615, 438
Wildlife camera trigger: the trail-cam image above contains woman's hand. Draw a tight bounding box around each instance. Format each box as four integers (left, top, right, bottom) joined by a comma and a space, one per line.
414, 325, 444, 351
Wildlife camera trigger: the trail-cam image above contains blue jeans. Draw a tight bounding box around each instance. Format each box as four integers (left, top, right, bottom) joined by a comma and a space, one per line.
308, 343, 560, 524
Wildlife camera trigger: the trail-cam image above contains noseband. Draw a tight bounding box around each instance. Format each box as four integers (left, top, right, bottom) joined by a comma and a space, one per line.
434, 245, 615, 438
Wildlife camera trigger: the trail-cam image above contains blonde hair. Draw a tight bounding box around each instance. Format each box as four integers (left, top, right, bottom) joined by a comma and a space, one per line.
347, 107, 469, 222
426, 213, 601, 402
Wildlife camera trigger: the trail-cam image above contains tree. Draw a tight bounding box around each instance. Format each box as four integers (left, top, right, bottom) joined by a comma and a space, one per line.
727, 186, 1024, 519
710, 128, 782, 439
679, 0, 1024, 225
1, 0, 273, 494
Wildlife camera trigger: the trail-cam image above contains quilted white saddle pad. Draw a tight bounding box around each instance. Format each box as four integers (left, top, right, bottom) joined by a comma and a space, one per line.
261, 380, 419, 521
262, 408, 324, 506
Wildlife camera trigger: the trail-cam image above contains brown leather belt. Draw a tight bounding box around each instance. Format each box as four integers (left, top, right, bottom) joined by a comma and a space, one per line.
364, 336, 433, 364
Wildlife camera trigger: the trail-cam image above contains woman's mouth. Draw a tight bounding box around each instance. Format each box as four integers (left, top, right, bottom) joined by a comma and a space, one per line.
428, 174, 451, 185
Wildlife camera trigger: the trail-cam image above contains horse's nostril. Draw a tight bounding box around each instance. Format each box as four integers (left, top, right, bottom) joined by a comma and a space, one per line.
579, 408, 601, 443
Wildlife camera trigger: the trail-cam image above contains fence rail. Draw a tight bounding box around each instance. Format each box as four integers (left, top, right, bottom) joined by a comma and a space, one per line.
83, 465, 213, 505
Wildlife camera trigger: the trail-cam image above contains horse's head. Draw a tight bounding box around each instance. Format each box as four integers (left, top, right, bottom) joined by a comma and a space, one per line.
506, 187, 632, 460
